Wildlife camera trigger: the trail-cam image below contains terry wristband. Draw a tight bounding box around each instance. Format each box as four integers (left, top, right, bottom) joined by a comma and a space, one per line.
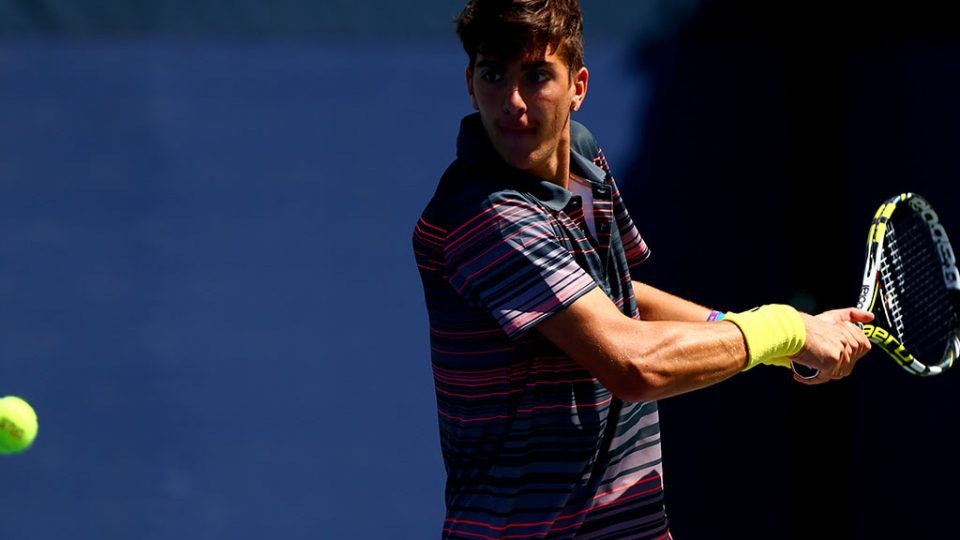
723, 305, 806, 371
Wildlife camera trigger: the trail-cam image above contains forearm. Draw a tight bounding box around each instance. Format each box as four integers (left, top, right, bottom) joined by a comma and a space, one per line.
632, 280, 714, 323
538, 287, 749, 401
601, 317, 750, 401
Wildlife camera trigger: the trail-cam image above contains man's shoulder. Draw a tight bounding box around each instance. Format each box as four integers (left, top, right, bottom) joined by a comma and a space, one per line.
418, 158, 542, 233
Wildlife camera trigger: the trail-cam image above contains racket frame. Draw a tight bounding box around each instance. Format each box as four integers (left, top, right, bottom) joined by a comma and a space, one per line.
856, 193, 959, 376
793, 193, 960, 379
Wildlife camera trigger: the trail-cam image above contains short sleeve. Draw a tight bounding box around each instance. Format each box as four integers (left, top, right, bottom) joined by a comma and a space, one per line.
445, 193, 598, 339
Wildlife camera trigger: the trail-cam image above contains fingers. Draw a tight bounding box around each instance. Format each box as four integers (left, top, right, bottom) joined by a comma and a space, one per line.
793, 368, 829, 385
791, 359, 836, 385
793, 310, 873, 384
847, 320, 872, 359
831, 321, 863, 378
820, 307, 875, 324
848, 308, 875, 324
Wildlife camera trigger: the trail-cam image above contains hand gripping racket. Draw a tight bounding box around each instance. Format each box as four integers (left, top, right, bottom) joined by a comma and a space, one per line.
793, 193, 960, 379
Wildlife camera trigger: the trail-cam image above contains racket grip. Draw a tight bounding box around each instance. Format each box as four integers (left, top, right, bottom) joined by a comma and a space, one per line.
791, 362, 819, 380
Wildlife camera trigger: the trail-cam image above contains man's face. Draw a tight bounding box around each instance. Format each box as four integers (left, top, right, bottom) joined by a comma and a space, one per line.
467, 47, 588, 182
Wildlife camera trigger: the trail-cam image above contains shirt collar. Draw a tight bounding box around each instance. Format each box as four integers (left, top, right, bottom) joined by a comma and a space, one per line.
456, 113, 606, 212
569, 149, 607, 185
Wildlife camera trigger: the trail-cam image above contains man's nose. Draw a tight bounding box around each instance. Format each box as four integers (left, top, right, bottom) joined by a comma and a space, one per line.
503, 85, 526, 116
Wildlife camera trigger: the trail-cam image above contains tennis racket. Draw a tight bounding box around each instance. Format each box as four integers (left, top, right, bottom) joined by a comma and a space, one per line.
793, 193, 960, 379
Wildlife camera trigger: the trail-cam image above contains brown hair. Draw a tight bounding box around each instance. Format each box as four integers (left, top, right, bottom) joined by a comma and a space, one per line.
455, 0, 585, 74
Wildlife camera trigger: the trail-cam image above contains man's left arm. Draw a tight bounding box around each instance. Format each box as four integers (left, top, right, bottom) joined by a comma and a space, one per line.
570, 123, 726, 325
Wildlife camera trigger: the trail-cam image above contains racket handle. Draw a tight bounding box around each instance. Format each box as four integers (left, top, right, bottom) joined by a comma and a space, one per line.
791, 362, 820, 380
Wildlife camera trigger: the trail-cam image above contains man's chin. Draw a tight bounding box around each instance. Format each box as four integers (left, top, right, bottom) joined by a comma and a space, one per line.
496, 147, 540, 172
504, 156, 537, 171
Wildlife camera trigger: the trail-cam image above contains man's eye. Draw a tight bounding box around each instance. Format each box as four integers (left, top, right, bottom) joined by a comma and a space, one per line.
480, 71, 503, 83
527, 71, 549, 83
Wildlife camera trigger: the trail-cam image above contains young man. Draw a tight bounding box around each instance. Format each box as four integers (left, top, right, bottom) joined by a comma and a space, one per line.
413, 1, 872, 538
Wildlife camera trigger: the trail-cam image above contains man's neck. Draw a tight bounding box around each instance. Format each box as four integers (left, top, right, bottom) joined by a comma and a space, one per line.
553, 136, 572, 189
530, 126, 572, 188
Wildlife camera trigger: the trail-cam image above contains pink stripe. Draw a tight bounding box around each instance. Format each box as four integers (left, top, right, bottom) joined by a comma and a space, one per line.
438, 396, 613, 423
450, 217, 565, 280
593, 474, 659, 500
449, 213, 545, 262
432, 365, 509, 378
446, 202, 530, 252
432, 345, 516, 356
503, 274, 594, 335
433, 372, 509, 384
433, 366, 586, 387
447, 204, 589, 263
435, 366, 582, 384
435, 378, 598, 399
452, 228, 562, 295
417, 217, 448, 234
414, 225, 446, 243
442, 474, 664, 538
432, 359, 579, 378
430, 327, 504, 337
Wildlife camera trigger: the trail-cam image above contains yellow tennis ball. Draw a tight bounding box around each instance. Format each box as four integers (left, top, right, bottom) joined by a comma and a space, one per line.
0, 396, 38, 455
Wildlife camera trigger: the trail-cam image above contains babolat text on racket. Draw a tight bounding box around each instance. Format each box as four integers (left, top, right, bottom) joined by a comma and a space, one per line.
794, 193, 960, 379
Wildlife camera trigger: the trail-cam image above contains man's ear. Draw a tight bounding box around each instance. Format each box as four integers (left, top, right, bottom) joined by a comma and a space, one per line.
570, 66, 589, 112
465, 67, 479, 110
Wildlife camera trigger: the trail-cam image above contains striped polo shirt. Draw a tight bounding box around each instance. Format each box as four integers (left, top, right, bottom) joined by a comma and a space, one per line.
413, 114, 669, 539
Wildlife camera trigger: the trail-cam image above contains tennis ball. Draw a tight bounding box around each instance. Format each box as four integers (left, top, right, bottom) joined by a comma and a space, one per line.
0, 396, 38, 455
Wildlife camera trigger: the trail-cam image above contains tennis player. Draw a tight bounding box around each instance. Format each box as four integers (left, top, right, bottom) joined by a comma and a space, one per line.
412, 1, 872, 538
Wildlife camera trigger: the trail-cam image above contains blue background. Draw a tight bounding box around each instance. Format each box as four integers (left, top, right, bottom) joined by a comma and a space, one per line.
1, 1, 958, 538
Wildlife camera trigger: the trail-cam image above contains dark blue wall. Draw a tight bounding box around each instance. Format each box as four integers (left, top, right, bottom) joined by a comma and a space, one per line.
0, 38, 649, 539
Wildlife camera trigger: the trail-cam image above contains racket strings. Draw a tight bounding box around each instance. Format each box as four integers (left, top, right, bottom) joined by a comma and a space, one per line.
879, 229, 906, 336
881, 212, 957, 363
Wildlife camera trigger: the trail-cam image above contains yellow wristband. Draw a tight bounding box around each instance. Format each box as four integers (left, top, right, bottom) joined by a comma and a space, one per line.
723, 305, 806, 371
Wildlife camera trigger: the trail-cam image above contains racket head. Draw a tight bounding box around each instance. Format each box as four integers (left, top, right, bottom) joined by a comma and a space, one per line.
858, 193, 960, 376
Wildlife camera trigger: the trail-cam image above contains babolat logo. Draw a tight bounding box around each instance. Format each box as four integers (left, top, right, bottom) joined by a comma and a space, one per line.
910, 196, 960, 288
862, 324, 915, 365
857, 285, 871, 310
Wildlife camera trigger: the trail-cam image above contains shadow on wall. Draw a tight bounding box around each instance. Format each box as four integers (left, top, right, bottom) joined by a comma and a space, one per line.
618, 2, 960, 540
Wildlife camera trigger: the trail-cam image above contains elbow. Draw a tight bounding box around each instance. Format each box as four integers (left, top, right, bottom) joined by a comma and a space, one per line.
602, 359, 670, 403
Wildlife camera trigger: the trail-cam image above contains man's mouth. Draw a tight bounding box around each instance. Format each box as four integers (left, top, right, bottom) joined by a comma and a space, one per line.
499, 124, 535, 136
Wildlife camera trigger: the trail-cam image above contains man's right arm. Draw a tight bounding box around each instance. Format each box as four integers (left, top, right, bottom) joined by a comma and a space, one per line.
535, 287, 872, 402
